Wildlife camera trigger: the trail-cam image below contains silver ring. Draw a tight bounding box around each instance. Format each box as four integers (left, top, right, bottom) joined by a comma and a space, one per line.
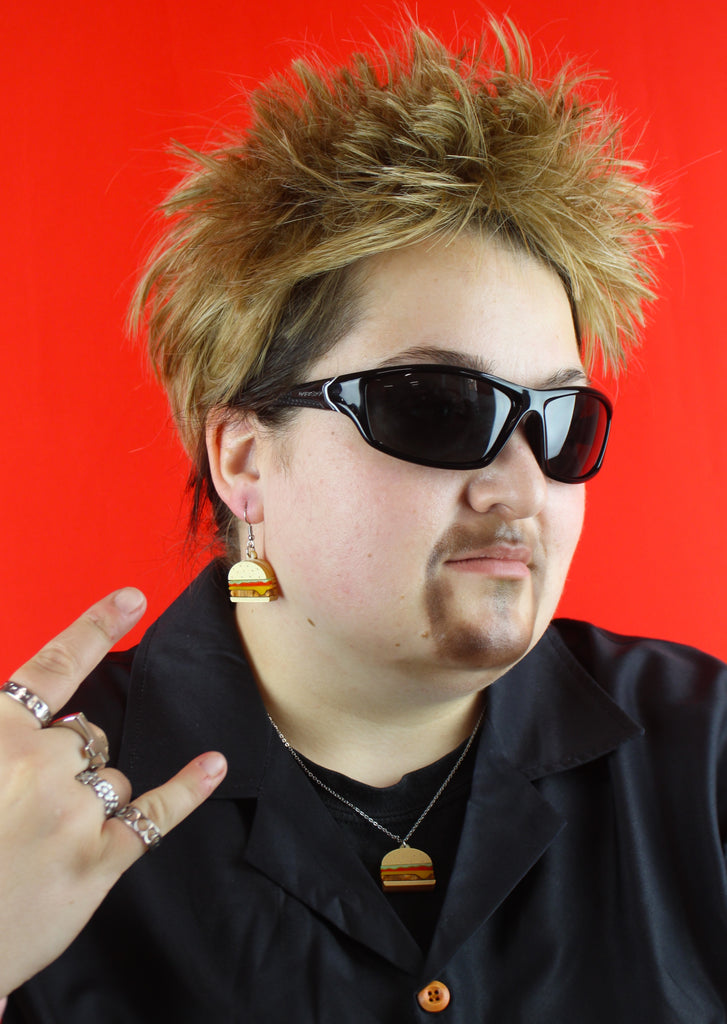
1, 680, 52, 726
75, 768, 120, 817
114, 805, 162, 850
49, 712, 109, 769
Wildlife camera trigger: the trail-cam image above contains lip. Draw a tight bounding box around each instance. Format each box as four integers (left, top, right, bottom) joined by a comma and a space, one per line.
445, 544, 532, 579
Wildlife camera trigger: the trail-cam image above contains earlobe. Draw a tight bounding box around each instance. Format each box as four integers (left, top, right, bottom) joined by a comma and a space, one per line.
206, 412, 265, 523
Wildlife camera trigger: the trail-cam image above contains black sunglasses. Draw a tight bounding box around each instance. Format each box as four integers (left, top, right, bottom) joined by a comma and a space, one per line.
273, 364, 612, 483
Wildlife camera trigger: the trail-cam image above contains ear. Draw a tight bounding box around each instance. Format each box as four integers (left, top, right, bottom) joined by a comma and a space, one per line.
206, 410, 266, 523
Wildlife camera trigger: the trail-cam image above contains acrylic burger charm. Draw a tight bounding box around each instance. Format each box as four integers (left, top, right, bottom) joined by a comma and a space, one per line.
228, 514, 278, 603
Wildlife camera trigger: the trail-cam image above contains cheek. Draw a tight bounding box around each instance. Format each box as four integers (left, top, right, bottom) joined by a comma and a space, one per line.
547, 485, 586, 579
261, 419, 451, 631
262, 443, 418, 608
529, 486, 584, 639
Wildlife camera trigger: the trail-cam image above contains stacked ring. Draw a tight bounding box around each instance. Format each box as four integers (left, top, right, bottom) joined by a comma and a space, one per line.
1, 680, 52, 726
75, 769, 120, 817
114, 805, 163, 850
3, 679, 162, 851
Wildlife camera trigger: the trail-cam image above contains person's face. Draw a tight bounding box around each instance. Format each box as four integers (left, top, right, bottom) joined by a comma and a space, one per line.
256, 235, 587, 689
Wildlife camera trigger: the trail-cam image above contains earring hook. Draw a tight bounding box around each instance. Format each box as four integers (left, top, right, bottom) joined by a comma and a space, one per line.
244, 505, 257, 560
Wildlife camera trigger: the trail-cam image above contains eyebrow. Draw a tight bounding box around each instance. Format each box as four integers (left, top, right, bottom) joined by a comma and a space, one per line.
377, 346, 591, 389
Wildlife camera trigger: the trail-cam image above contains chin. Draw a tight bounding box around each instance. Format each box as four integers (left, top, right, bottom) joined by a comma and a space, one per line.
432, 619, 535, 673
427, 580, 538, 672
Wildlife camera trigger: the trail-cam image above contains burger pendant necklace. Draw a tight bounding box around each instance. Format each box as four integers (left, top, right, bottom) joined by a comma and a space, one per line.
267, 706, 484, 892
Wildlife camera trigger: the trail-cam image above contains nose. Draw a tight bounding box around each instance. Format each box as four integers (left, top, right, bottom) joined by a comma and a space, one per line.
465, 425, 549, 519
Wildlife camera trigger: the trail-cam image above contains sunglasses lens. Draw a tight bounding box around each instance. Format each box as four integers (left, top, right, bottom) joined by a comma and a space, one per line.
543, 393, 610, 481
364, 369, 510, 464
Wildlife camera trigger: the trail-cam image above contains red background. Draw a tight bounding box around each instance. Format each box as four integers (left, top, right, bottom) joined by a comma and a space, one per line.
2, 0, 726, 666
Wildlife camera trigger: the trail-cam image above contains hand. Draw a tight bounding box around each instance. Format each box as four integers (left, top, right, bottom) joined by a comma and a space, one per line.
0, 589, 227, 997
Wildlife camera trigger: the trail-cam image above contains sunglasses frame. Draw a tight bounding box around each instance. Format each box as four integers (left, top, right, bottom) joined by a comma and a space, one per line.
273, 363, 612, 483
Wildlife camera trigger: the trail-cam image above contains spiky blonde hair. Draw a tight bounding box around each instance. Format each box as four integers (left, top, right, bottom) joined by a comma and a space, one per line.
133, 21, 665, 545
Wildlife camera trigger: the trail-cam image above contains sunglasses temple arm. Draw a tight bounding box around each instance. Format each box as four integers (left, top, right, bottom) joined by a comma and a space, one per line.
272, 385, 332, 411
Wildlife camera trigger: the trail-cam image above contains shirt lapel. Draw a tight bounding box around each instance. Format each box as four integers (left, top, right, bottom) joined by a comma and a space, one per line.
117, 562, 423, 971
423, 624, 643, 975
244, 737, 423, 973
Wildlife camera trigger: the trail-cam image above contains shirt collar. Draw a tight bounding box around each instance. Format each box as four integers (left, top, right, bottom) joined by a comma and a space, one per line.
485, 625, 643, 779
118, 561, 642, 794
118, 561, 273, 795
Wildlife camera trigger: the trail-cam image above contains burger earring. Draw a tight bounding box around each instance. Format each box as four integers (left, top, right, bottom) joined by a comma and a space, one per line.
228, 510, 278, 603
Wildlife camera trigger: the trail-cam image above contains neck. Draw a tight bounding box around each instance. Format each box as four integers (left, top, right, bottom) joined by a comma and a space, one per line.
236, 605, 491, 787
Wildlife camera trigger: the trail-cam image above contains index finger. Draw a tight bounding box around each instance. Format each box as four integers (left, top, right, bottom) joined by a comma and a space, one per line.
5, 588, 147, 721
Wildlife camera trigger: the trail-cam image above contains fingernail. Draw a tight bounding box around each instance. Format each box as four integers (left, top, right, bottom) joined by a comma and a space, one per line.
113, 588, 147, 616
198, 752, 227, 780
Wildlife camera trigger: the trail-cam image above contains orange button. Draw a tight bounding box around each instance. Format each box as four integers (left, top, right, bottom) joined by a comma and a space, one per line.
416, 980, 451, 1013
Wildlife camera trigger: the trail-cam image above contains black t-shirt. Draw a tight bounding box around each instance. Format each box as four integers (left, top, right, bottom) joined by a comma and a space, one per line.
297, 734, 477, 954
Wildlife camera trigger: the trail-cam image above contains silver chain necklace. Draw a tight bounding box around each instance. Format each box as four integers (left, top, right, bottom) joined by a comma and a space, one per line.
267, 705, 485, 892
